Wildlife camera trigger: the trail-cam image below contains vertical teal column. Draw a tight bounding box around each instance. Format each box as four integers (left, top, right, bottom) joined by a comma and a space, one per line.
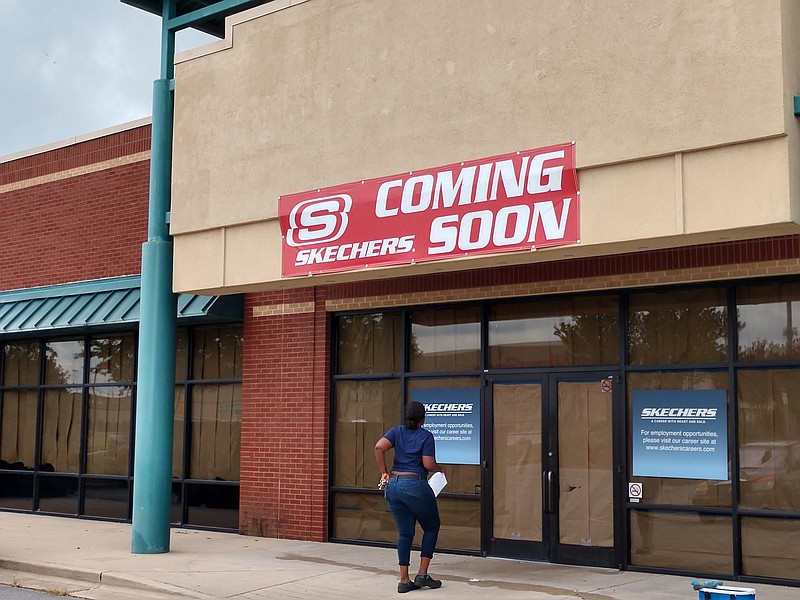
131, 74, 178, 554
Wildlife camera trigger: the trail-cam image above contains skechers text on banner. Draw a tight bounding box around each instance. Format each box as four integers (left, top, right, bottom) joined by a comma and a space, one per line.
278, 143, 580, 277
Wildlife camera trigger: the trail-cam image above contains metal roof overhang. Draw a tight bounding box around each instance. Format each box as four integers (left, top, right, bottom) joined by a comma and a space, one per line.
120, 0, 275, 38
0, 276, 243, 337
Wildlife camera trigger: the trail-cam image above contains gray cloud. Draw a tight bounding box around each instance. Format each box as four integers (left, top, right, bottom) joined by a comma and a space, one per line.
0, 0, 213, 157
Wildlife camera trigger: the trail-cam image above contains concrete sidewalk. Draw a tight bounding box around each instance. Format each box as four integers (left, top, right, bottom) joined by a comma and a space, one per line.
0, 513, 796, 600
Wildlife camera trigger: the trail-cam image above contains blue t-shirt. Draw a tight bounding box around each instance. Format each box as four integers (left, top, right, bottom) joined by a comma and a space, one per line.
383, 425, 436, 478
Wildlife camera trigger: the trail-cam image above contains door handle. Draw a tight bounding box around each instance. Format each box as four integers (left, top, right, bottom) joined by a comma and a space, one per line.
543, 470, 554, 514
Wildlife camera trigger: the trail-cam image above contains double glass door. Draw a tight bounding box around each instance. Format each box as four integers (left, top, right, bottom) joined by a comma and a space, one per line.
487, 373, 619, 567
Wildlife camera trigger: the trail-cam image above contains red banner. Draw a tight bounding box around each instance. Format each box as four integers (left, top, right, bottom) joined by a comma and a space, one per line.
279, 143, 579, 277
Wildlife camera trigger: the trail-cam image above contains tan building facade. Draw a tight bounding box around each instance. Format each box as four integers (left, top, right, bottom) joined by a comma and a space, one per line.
165, 0, 800, 586
170, 0, 800, 294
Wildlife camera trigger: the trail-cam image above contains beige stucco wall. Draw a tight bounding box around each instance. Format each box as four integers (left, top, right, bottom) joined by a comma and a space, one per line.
171, 0, 800, 294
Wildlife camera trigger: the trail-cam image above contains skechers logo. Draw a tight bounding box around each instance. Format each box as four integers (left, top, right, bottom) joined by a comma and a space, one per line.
285, 195, 352, 247
641, 408, 717, 419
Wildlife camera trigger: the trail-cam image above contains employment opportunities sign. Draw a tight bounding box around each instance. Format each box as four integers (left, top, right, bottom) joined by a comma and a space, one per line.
278, 143, 580, 277
632, 390, 728, 480
411, 387, 481, 465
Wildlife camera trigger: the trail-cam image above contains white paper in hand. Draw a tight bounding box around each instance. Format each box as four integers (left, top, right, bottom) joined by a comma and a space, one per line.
428, 472, 447, 497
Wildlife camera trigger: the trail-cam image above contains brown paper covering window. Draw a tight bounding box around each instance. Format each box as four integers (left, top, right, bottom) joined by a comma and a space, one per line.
493, 383, 542, 542
41, 389, 82, 473
86, 388, 131, 476
738, 369, 800, 511
630, 510, 732, 573
190, 383, 241, 481
0, 390, 37, 468
337, 313, 402, 374
741, 516, 800, 579
558, 381, 613, 547
334, 380, 400, 488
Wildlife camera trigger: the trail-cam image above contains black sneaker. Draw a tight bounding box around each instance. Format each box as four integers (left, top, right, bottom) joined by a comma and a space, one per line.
414, 574, 442, 589
398, 580, 420, 593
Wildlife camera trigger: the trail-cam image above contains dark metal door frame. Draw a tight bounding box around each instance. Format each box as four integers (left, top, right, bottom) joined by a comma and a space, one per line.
483, 371, 623, 568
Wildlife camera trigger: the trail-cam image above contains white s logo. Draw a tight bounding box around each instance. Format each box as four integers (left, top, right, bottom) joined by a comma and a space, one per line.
286, 195, 352, 247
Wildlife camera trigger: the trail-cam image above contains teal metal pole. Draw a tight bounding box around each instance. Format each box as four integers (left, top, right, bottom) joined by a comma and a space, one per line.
129, 0, 260, 555
131, 76, 178, 554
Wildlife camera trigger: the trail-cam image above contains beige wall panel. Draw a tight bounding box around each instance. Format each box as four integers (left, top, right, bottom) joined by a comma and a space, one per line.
172, 229, 225, 292
578, 156, 677, 245
682, 137, 791, 232
171, 0, 786, 236
782, 0, 800, 224
224, 220, 283, 287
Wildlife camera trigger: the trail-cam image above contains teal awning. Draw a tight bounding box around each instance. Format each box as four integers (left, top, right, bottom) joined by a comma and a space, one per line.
0, 276, 243, 335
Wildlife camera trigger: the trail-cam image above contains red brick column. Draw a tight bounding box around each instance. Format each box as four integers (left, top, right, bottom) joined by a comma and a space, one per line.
240, 287, 330, 541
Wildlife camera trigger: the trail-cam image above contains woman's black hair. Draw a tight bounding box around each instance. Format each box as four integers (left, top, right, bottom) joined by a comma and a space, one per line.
405, 400, 426, 430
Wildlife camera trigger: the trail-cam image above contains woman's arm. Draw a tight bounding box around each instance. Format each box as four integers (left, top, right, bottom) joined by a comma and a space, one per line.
374, 437, 393, 483
422, 455, 446, 474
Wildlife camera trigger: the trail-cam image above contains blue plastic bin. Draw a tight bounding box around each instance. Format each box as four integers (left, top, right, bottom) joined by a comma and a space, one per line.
698, 586, 756, 600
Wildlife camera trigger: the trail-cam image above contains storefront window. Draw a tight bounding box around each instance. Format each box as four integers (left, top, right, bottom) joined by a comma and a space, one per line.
41, 389, 82, 473
173, 387, 185, 478
3, 341, 40, 386
45, 340, 85, 385
337, 313, 402, 374
175, 330, 187, 380
332, 492, 395, 544
628, 288, 727, 365
737, 369, 800, 511
741, 517, 800, 580
410, 307, 480, 372
86, 387, 132, 476
0, 324, 242, 528
0, 390, 37, 471
38, 475, 78, 514
630, 510, 733, 573
489, 295, 619, 367
84, 478, 129, 520
189, 383, 241, 481
737, 282, 800, 361
334, 380, 400, 488
192, 326, 243, 379
627, 372, 730, 507
332, 281, 800, 576
89, 335, 134, 384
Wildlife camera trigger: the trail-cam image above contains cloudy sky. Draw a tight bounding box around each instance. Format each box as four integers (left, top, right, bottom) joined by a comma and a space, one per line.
0, 0, 215, 157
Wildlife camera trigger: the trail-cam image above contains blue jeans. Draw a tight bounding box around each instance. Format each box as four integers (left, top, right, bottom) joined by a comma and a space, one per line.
385, 476, 441, 566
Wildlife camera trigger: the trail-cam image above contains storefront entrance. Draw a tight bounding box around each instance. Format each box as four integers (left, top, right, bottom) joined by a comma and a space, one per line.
486, 373, 620, 567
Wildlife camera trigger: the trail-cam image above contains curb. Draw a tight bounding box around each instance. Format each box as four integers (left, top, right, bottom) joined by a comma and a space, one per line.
0, 559, 100, 583
0, 559, 202, 599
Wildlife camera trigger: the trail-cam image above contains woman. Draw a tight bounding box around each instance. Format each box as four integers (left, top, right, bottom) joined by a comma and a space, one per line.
375, 400, 446, 593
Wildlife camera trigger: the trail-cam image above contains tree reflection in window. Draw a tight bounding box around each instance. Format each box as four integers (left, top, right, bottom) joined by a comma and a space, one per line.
89, 336, 135, 384
45, 340, 85, 385
337, 313, 402, 374
628, 289, 727, 365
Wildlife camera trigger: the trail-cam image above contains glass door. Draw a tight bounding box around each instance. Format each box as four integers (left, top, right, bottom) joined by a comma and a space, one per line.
548, 374, 617, 567
487, 379, 546, 559
487, 373, 619, 567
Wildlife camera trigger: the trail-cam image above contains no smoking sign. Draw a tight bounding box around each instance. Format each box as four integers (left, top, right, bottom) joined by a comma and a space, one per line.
628, 482, 643, 501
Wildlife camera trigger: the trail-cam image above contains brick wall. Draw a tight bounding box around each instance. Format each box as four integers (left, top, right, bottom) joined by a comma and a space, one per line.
0, 126, 151, 291
326, 235, 800, 311
240, 287, 330, 541
242, 234, 800, 542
